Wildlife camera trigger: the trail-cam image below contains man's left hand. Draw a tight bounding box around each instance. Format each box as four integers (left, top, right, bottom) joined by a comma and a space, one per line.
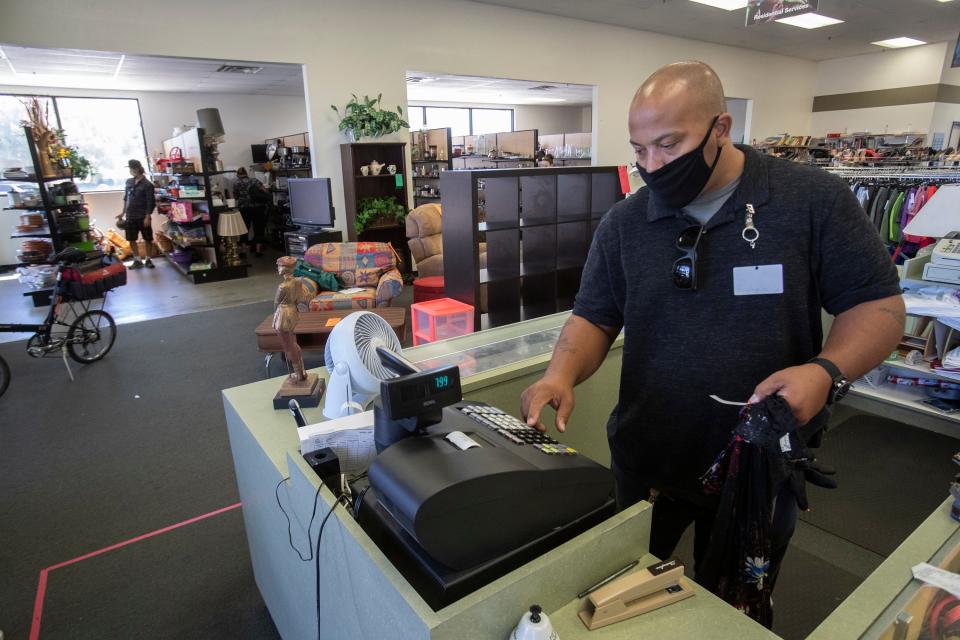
751, 364, 833, 425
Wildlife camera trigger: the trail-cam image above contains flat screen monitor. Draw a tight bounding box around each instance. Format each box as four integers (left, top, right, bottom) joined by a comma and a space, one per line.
288, 178, 335, 228
251, 144, 269, 163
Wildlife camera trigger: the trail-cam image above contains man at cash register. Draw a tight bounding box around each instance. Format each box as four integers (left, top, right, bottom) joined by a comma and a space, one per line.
521, 61, 905, 617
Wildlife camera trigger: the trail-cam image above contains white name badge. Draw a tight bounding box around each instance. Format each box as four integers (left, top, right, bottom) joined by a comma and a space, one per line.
733, 264, 784, 296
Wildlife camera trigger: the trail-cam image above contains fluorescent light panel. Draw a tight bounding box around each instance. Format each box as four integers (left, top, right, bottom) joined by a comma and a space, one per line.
688, 0, 748, 9
872, 37, 927, 48
775, 13, 844, 29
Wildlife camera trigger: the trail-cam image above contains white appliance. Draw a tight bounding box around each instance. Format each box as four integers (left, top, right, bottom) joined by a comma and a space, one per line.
923, 236, 960, 285
322, 311, 403, 419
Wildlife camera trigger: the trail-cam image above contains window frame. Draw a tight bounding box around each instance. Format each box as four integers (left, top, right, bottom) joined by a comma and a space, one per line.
0, 92, 149, 193
409, 105, 514, 136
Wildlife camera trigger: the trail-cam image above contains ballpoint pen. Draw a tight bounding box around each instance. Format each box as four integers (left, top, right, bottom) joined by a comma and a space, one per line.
577, 559, 640, 599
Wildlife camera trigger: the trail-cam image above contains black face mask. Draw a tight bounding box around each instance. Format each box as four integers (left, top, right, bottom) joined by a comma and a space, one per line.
636, 115, 723, 210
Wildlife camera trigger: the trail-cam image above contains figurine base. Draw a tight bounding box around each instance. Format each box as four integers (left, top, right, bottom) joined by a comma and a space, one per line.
274, 374, 325, 410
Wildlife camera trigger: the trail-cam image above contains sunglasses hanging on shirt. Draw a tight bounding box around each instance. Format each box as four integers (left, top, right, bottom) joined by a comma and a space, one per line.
673, 225, 705, 290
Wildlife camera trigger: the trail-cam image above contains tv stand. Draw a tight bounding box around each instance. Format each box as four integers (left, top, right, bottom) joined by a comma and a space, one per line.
284, 228, 343, 258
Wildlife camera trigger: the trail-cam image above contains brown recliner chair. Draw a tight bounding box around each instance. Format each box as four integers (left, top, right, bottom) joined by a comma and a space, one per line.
405, 203, 444, 277
405, 203, 487, 277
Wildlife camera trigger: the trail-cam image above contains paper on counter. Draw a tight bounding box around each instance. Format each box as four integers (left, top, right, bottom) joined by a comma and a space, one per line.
298, 410, 376, 475
912, 562, 960, 599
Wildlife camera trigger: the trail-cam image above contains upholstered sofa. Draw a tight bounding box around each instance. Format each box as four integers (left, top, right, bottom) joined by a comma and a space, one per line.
302, 241, 403, 311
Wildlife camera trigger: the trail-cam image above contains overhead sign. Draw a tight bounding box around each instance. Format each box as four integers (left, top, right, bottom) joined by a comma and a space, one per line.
746, 0, 818, 26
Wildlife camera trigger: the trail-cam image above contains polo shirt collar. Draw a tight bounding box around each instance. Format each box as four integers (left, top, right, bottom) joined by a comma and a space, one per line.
645, 144, 770, 224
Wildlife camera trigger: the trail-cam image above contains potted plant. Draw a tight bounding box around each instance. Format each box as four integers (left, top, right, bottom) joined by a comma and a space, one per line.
331, 94, 409, 141
55, 130, 96, 181
355, 196, 406, 235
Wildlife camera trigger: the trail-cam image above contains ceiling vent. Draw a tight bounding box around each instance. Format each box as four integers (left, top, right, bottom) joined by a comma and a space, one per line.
216, 64, 263, 74
528, 85, 558, 91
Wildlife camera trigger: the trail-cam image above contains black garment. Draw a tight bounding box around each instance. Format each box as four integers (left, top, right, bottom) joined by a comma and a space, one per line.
123, 176, 155, 219
573, 145, 901, 502
240, 205, 266, 245
123, 216, 153, 244
613, 464, 796, 600
698, 395, 827, 626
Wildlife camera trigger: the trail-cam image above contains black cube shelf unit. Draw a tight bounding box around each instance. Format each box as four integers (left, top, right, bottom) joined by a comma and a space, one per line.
440, 166, 624, 329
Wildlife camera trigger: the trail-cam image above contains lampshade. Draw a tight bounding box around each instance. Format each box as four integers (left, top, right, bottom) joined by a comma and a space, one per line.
197, 108, 225, 137
217, 211, 248, 237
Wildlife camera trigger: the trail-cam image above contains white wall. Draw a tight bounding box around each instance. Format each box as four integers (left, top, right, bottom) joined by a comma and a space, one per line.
411, 100, 590, 134
514, 105, 586, 133
0, 84, 308, 171
1, 0, 818, 240
815, 43, 948, 96
725, 98, 750, 144
811, 42, 952, 137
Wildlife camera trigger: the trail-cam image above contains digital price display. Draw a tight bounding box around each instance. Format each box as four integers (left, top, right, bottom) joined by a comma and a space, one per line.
383, 365, 462, 420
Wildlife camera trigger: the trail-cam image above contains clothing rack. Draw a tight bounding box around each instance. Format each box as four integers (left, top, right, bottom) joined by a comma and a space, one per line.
823, 167, 960, 182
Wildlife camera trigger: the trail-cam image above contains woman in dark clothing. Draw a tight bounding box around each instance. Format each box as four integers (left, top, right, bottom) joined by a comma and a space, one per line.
233, 167, 268, 256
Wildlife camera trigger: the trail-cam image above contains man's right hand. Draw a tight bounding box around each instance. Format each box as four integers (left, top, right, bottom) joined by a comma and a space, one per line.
521, 377, 575, 433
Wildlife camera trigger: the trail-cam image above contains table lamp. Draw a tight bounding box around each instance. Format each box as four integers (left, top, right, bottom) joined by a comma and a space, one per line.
197, 107, 225, 172
217, 210, 248, 267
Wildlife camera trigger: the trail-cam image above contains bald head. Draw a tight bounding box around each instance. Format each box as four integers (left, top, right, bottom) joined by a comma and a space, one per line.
632, 61, 726, 122
628, 61, 736, 175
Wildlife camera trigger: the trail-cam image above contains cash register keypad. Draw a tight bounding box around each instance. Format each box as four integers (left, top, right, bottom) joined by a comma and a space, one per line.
458, 405, 577, 456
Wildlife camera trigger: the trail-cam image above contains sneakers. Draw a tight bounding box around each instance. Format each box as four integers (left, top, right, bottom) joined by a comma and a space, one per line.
130, 259, 144, 269
145, 258, 155, 269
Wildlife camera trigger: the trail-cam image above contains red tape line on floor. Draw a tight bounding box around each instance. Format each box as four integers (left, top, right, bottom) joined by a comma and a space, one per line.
29, 502, 242, 640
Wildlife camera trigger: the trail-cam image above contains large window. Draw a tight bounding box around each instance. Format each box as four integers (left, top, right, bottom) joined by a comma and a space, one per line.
0, 95, 54, 171
0, 94, 147, 192
407, 106, 514, 136
471, 108, 513, 135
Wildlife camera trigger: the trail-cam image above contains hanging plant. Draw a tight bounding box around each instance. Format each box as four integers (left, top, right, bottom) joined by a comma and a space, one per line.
331, 94, 409, 141
355, 196, 406, 235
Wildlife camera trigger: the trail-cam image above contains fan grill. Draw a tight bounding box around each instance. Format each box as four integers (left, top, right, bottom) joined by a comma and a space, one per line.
353, 312, 402, 380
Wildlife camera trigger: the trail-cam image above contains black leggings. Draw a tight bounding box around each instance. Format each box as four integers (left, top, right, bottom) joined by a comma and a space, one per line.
239, 205, 267, 244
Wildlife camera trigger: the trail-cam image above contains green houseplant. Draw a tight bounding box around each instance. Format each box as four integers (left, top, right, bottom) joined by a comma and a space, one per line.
355, 196, 406, 235
331, 94, 409, 141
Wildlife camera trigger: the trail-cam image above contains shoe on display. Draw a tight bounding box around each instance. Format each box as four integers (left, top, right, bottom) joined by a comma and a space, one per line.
130, 260, 144, 269
145, 258, 155, 269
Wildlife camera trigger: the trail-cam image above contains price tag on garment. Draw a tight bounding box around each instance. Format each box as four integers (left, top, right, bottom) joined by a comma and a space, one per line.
733, 264, 784, 296
395, 174, 404, 188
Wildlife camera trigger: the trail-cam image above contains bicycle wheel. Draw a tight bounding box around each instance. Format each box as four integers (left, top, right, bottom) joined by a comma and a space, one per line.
67, 310, 116, 363
0, 354, 9, 398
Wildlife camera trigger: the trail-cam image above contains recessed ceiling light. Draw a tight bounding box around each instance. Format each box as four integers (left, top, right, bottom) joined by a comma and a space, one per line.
872, 37, 927, 48
938, 0, 954, 3
688, 0, 748, 10
775, 13, 844, 29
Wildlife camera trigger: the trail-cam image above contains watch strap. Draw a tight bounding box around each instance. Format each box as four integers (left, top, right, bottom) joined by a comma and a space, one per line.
808, 357, 844, 382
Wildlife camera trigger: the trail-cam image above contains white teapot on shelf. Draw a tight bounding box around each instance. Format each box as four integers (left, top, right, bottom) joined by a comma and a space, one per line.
369, 160, 384, 176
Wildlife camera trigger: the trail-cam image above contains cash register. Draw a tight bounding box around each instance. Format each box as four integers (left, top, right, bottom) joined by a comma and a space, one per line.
353, 348, 615, 610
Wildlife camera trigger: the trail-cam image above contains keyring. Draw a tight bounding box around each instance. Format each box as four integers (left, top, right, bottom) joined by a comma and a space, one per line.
742, 226, 759, 246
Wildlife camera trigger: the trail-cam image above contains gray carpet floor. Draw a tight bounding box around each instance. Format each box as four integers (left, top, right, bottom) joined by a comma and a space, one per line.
0, 300, 281, 640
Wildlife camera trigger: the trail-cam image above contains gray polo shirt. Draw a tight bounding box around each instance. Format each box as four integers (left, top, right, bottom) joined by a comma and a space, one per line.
573, 145, 900, 500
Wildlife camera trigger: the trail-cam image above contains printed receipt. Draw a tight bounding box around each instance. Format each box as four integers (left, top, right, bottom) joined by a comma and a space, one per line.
298, 410, 377, 475
912, 562, 960, 599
